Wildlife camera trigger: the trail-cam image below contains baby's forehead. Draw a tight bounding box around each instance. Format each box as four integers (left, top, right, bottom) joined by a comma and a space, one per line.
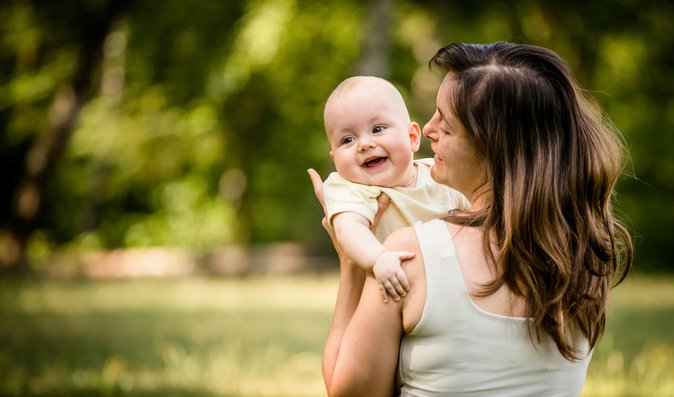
327, 85, 400, 120
335, 77, 393, 97
324, 77, 409, 137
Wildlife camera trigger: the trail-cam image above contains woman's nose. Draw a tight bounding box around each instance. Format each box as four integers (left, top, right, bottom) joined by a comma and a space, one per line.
422, 122, 435, 141
424, 111, 441, 140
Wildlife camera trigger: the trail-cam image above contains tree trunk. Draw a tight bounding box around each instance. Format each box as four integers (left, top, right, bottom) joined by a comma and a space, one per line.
1, 0, 132, 274
355, 0, 395, 78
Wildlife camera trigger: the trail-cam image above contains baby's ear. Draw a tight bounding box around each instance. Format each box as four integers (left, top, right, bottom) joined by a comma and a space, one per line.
409, 122, 421, 152
329, 150, 335, 162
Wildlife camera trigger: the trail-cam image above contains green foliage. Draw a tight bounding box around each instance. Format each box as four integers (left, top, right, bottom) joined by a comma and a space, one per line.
0, 275, 672, 396
0, 0, 672, 270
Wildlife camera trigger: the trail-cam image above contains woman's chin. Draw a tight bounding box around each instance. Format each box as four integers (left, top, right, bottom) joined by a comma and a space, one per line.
429, 166, 443, 184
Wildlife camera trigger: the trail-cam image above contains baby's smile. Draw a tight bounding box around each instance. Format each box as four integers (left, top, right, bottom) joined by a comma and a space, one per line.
363, 156, 388, 168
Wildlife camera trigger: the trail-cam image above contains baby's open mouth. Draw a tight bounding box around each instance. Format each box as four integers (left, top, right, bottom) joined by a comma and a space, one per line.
364, 157, 387, 168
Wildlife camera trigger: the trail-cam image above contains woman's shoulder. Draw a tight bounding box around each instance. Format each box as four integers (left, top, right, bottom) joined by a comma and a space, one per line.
385, 219, 455, 248
384, 225, 418, 249
383, 225, 424, 276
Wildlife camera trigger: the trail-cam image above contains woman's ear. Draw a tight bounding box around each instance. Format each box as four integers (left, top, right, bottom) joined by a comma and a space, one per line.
408, 122, 421, 152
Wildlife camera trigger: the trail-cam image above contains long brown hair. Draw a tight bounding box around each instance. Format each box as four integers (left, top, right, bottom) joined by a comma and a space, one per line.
431, 42, 633, 360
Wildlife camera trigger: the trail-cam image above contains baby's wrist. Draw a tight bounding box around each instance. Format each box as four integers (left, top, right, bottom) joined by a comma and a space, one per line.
372, 250, 394, 269
373, 249, 391, 262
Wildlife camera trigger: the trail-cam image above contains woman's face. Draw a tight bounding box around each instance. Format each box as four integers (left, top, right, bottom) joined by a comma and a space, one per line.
423, 73, 485, 205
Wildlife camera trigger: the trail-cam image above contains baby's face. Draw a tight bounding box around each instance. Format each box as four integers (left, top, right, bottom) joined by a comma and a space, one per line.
325, 83, 419, 188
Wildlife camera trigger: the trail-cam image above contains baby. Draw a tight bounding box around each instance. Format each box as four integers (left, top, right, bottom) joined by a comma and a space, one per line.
321, 76, 469, 302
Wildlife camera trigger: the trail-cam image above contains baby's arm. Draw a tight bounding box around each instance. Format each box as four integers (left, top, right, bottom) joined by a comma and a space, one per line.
332, 212, 414, 302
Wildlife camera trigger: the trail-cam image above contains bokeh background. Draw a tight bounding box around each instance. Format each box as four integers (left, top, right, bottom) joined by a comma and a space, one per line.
1, 0, 673, 396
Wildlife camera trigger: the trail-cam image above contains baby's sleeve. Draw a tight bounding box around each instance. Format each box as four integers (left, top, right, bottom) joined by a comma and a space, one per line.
323, 173, 382, 227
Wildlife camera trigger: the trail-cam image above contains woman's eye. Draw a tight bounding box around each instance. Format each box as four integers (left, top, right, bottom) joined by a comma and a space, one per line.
372, 126, 385, 134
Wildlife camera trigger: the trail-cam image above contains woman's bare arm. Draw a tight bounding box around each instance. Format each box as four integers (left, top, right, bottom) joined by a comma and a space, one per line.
325, 226, 423, 397
327, 274, 404, 397
322, 252, 366, 390
308, 168, 397, 394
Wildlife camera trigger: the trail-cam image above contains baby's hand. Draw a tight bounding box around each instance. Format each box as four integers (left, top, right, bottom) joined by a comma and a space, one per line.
373, 251, 415, 303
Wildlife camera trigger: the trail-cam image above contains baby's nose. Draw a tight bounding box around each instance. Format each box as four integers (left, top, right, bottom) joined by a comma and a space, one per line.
358, 138, 376, 151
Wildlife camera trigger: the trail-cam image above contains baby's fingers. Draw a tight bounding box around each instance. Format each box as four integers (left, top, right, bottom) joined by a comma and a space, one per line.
398, 251, 416, 261
396, 269, 410, 293
396, 251, 414, 292
378, 283, 389, 303
384, 280, 403, 302
387, 274, 408, 298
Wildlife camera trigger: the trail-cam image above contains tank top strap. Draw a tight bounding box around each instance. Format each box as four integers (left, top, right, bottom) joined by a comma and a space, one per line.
411, 219, 471, 334
413, 218, 465, 292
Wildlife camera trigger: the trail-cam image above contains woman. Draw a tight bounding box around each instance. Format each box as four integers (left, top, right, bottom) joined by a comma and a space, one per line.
309, 42, 633, 397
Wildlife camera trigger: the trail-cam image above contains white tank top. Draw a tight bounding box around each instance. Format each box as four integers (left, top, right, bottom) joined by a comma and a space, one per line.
397, 219, 591, 397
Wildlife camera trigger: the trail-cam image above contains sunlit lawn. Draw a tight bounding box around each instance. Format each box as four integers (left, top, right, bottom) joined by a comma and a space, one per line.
0, 273, 673, 397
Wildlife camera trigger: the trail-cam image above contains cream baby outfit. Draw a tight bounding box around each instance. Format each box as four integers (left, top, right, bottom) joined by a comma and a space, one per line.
397, 219, 591, 396
323, 159, 468, 241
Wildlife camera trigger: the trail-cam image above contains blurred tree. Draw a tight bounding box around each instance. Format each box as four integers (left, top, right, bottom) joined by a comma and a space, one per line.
0, 0, 671, 273
0, 0, 131, 272
356, 0, 395, 77
220, 0, 366, 245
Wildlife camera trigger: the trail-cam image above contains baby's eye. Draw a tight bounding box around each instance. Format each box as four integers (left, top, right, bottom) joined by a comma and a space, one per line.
372, 125, 385, 134
340, 136, 355, 145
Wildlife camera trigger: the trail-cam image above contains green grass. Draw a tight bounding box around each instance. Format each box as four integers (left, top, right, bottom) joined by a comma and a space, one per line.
0, 274, 672, 397
582, 274, 674, 397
